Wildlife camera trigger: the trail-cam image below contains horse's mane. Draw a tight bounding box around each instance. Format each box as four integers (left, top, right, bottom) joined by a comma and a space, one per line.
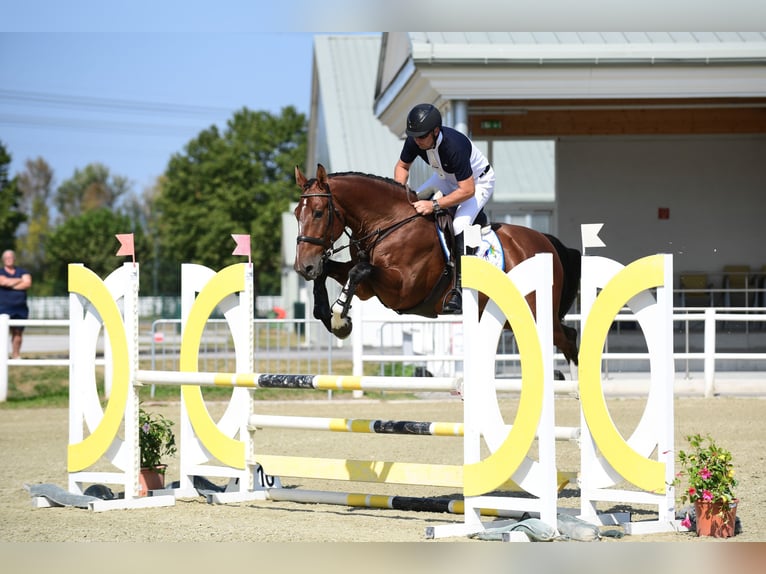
301, 171, 415, 214
327, 171, 412, 198
329, 171, 405, 188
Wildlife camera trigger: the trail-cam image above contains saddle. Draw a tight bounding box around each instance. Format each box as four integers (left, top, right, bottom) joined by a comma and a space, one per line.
396, 193, 493, 317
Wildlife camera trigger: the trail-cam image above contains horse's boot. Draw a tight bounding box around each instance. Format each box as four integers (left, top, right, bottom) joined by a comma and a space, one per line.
442, 233, 465, 314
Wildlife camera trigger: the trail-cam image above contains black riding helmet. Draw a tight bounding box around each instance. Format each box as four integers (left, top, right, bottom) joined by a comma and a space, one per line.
406, 103, 442, 138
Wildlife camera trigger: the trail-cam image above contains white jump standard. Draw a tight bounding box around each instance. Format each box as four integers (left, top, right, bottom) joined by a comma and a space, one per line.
55, 225, 681, 538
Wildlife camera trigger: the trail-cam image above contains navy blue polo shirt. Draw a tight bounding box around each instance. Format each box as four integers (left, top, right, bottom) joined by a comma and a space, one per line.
400, 126, 475, 182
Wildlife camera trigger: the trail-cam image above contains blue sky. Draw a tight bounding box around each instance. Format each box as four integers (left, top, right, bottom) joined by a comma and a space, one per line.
1, 32, 320, 192
3, 1, 763, 194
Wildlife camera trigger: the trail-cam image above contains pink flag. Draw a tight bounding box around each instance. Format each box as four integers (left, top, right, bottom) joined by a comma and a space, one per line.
231, 234, 251, 257
115, 233, 135, 258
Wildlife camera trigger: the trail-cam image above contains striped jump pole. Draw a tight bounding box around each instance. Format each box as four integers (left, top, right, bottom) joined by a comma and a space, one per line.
210, 487, 529, 519
136, 370, 461, 393
136, 370, 578, 396
248, 414, 580, 441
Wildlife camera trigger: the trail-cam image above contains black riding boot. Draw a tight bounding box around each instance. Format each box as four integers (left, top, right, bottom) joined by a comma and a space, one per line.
443, 233, 464, 314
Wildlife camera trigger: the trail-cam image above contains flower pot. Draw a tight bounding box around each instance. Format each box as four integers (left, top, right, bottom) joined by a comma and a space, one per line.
694, 499, 738, 538
138, 466, 167, 496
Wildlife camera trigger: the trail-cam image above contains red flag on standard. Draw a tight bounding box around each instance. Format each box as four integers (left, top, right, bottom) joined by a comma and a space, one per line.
115, 233, 135, 257
231, 234, 251, 256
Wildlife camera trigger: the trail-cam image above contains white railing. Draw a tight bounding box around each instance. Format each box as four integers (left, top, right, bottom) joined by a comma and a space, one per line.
352, 308, 766, 398
2, 308, 766, 401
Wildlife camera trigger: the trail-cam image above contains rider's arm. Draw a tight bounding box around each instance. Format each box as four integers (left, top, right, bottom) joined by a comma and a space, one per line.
394, 159, 411, 186
436, 176, 475, 209
412, 176, 474, 216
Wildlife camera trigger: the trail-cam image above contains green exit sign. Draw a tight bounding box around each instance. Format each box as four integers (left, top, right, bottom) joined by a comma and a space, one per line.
480, 120, 502, 129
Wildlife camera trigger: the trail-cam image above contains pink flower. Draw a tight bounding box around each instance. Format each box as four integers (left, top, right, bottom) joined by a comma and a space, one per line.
688, 487, 696, 497
699, 467, 712, 480
680, 514, 692, 529
702, 490, 713, 501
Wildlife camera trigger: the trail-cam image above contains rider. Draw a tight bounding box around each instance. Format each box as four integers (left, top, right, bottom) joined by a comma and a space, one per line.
394, 103, 495, 314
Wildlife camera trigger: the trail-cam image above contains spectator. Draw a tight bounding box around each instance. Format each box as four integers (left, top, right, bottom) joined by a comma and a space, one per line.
0, 249, 32, 359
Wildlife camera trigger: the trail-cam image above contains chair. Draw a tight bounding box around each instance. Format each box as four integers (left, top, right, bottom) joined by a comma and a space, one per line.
679, 273, 714, 307
722, 265, 752, 307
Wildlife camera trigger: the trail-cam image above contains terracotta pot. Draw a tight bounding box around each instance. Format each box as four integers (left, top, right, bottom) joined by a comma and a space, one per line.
138, 466, 167, 496
694, 499, 738, 538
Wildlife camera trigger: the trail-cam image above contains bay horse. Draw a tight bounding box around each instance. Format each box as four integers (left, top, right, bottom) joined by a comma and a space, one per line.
293, 164, 581, 367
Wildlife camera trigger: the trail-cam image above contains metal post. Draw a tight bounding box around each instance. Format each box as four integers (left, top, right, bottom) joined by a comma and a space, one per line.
704, 308, 716, 398
0, 314, 8, 401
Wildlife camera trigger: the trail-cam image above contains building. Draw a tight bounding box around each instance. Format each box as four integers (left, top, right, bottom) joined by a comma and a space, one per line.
296, 32, 766, 314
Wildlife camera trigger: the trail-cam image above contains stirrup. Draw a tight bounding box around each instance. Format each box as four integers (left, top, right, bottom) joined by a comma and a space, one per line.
442, 290, 462, 315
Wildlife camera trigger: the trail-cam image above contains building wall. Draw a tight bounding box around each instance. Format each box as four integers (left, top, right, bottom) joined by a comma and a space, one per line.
556, 134, 766, 280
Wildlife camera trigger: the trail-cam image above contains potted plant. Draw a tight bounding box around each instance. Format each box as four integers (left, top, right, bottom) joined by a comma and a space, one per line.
675, 433, 738, 538
138, 406, 177, 495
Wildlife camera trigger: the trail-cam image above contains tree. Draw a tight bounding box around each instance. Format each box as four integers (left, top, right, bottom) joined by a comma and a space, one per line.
44, 208, 149, 295
155, 106, 306, 295
54, 163, 131, 221
0, 141, 26, 249
124, 177, 164, 296
15, 158, 54, 293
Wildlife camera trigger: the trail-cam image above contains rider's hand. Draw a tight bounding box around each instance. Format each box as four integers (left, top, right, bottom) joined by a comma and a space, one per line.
413, 199, 439, 216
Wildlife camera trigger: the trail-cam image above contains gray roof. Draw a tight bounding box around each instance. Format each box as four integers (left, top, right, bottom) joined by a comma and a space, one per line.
410, 32, 766, 45
311, 35, 402, 176
405, 32, 766, 63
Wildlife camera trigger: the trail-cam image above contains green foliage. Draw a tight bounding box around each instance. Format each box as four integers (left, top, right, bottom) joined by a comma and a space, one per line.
54, 163, 130, 221
44, 208, 150, 294
675, 433, 738, 513
0, 140, 26, 248
138, 406, 177, 470
15, 158, 54, 294
155, 106, 306, 295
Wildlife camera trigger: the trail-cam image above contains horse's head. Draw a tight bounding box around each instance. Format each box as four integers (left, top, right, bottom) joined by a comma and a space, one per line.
293, 164, 345, 280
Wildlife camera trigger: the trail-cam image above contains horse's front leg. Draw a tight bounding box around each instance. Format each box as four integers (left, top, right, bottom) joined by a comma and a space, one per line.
329, 261, 374, 339
311, 259, 355, 334
311, 274, 334, 334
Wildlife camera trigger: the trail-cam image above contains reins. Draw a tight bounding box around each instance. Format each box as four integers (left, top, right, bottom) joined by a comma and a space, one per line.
297, 181, 424, 263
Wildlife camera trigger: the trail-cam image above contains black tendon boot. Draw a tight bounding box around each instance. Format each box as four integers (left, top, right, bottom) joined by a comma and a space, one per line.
443, 233, 464, 314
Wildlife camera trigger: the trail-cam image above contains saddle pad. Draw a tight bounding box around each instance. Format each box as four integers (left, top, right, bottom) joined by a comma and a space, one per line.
476, 229, 505, 272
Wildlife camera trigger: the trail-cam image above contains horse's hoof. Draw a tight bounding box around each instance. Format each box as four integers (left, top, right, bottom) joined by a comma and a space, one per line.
333, 324, 353, 339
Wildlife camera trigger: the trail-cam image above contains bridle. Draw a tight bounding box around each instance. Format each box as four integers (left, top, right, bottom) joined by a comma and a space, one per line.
296, 181, 422, 263
296, 191, 338, 249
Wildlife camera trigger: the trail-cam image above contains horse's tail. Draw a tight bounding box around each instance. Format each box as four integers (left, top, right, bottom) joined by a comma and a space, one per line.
544, 233, 581, 320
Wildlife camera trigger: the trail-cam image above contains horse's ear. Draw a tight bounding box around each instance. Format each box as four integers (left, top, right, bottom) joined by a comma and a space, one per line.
295, 165, 307, 187
316, 164, 327, 184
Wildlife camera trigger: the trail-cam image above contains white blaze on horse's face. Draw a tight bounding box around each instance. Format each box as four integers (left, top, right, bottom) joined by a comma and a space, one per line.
293, 195, 328, 280
295, 198, 309, 236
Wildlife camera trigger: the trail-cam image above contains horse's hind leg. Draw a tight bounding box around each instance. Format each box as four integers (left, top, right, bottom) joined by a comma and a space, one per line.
562, 324, 579, 365
562, 323, 579, 380
553, 321, 580, 379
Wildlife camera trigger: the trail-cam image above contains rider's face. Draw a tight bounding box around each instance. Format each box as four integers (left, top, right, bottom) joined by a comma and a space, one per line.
414, 128, 437, 150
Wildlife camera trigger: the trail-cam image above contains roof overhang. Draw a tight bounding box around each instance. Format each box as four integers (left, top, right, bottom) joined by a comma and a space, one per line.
374, 34, 766, 137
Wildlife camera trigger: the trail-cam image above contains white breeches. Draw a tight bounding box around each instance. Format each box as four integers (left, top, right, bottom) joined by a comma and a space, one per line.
417, 169, 495, 235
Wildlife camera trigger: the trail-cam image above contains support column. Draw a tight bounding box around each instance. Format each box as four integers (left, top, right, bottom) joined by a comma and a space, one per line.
452, 100, 469, 135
